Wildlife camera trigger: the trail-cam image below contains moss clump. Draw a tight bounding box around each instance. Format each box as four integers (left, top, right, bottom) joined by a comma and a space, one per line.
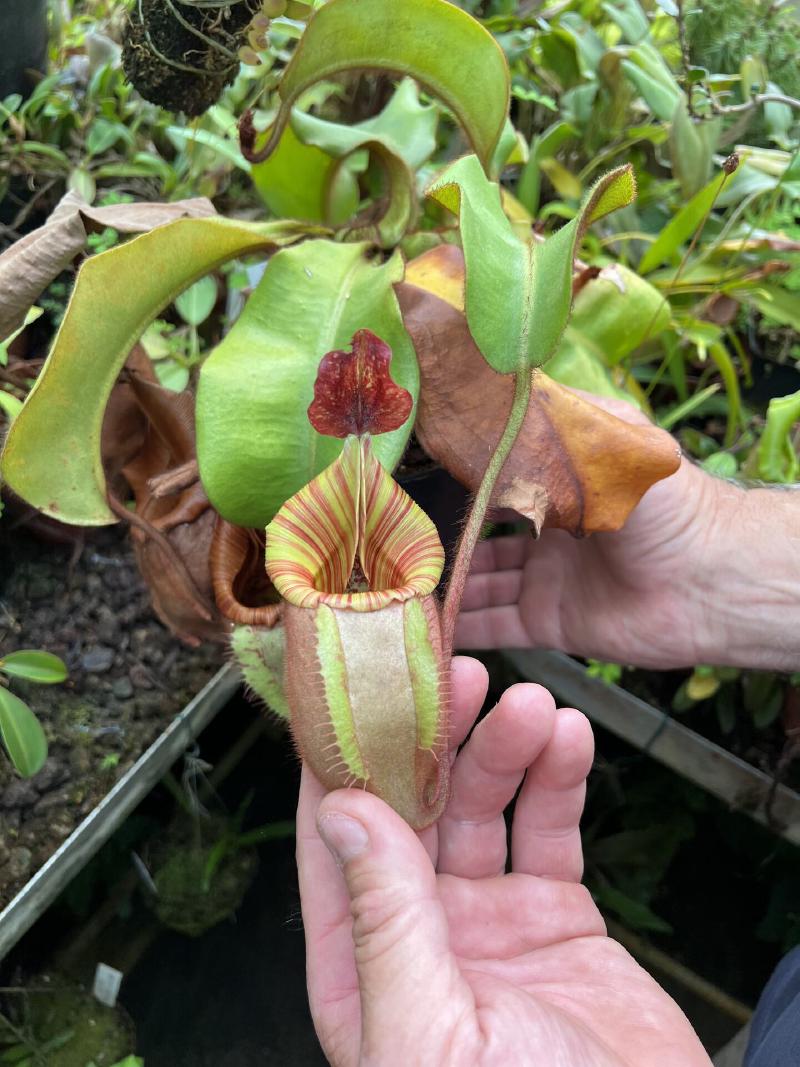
122, 0, 261, 116
152, 844, 257, 937
687, 0, 800, 101
0, 980, 135, 1066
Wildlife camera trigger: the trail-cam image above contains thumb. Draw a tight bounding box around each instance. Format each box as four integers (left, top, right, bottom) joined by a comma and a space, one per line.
316, 789, 469, 1055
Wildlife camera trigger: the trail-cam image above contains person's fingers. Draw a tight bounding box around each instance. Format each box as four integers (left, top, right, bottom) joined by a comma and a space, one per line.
512, 708, 595, 881
417, 656, 489, 869
454, 605, 531, 650
439, 872, 605, 959
296, 766, 361, 1063
460, 568, 523, 612
437, 684, 557, 879
316, 788, 473, 1061
468, 535, 528, 575
569, 387, 650, 425
447, 655, 490, 752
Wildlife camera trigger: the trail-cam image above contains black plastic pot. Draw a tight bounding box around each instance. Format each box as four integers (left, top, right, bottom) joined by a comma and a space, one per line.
0, 0, 48, 100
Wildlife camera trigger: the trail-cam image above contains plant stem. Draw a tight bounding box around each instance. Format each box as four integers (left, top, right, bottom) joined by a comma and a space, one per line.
441, 363, 532, 660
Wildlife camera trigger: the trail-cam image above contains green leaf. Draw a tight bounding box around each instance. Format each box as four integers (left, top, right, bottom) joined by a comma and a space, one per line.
744, 286, 800, 334
166, 125, 250, 172
546, 263, 669, 396
287, 83, 434, 246
262, 0, 509, 172
757, 389, 800, 483
154, 360, 190, 392
701, 451, 737, 477
252, 123, 359, 225
0, 688, 48, 777
426, 156, 636, 373
638, 170, 726, 274
197, 240, 418, 527
619, 42, 682, 120
0, 306, 43, 366
657, 383, 720, 431
594, 883, 673, 934
669, 99, 719, 199
517, 120, 577, 216
175, 276, 217, 326
0, 650, 68, 684
602, 0, 650, 43
86, 117, 126, 157
0, 218, 314, 526
231, 626, 289, 720
301, 77, 438, 171
0, 390, 23, 421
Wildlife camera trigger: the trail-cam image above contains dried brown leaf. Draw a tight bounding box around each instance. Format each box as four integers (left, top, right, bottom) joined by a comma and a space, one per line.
0, 191, 216, 339
119, 376, 228, 646
397, 254, 681, 536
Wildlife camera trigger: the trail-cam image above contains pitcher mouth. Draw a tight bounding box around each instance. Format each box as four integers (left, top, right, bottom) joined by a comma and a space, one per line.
265, 435, 444, 613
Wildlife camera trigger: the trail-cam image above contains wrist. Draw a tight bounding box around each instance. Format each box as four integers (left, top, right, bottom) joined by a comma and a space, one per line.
686, 467, 800, 671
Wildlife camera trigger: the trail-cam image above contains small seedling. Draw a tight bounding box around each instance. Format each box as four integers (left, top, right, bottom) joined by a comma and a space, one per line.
0, 650, 68, 777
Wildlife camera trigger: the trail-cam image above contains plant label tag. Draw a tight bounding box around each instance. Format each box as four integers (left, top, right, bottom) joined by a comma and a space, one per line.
93, 962, 123, 1008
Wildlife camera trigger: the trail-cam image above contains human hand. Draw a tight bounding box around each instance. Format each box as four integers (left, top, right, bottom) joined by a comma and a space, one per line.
297, 656, 711, 1066
457, 394, 800, 671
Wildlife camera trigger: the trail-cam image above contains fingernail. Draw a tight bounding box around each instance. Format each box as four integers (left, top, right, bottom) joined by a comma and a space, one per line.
317, 813, 369, 865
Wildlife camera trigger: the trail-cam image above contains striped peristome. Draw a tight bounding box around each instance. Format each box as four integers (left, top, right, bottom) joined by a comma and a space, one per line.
265, 435, 443, 611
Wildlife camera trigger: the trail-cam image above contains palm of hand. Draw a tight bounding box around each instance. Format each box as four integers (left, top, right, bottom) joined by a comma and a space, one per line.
297, 659, 711, 1067
459, 456, 718, 669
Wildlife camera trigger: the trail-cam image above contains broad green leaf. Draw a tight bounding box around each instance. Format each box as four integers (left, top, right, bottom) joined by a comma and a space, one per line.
252, 123, 359, 225
293, 78, 437, 171
426, 155, 636, 373
175, 276, 217, 326
286, 81, 437, 245
757, 390, 800, 484
197, 240, 418, 528
0, 218, 314, 526
546, 264, 669, 398
0, 688, 48, 778
262, 0, 509, 171
546, 346, 629, 401
638, 170, 726, 274
0, 194, 215, 344
569, 265, 669, 366
1, 650, 67, 684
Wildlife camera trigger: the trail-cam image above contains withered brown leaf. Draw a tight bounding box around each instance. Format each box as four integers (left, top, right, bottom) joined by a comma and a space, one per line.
397, 246, 681, 536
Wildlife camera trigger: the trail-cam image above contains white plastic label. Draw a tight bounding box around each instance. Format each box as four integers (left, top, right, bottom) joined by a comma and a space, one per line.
93, 962, 123, 1008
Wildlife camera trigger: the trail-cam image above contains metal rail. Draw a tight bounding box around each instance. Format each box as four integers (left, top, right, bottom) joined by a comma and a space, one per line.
503, 650, 800, 848
0, 664, 241, 961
